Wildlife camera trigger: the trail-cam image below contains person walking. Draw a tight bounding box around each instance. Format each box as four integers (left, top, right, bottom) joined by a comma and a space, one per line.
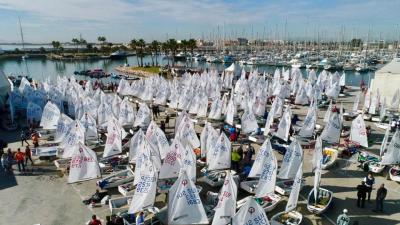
245, 143, 255, 165
356, 181, 368, 208
363, 172, 375, 202
373, 183, 387, 213
20, 130, 29, 146
337, 209, 350, 225
15, 148, 25, 172
25, 146, 33, 166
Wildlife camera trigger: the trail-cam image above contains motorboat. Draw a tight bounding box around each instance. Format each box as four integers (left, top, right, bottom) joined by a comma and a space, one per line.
307, 187, 333, 214
110, 50, 127, 59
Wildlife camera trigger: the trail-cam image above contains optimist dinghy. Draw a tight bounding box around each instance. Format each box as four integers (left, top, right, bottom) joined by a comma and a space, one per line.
389, 166, 400, 182
97, 169, 134, 189
321, 148, 338, 170
237, 194, 282, 212
307, 187, 333, 214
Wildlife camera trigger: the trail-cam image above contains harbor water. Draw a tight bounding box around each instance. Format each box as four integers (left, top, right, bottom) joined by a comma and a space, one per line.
0, 55, 374, 86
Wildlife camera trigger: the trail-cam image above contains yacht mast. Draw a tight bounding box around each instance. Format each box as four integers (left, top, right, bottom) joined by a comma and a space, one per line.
18, 17, 26, 52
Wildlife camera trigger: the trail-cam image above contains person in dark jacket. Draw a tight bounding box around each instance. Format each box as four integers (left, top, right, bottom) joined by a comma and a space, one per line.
363, 172, 375, 202
356, 181, 368, 208
373, 183, 387, 212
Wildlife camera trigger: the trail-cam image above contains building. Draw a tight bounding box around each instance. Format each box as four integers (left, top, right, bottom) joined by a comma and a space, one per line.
370, 58, 400, 104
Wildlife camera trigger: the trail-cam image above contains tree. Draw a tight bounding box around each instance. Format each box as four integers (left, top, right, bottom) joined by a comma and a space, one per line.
86, 43, 93, 52
39, 47, 46, 53
167, 39, 178, 66
350, 38, 363, 48
51, 41, 61, 53
79, 38, 87, 51
150, 40, 160, 66
188, 39, 197, 66
129, 39, 140, 67
137, 39, 146, 67
162, 42, 170, 66
97, 36, 106, 52
71, 38, 79, 53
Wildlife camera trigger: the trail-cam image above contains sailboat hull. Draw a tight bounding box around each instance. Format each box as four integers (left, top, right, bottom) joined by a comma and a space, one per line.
389, 166, 400, 182
307, 187, 333, 214
270, 210, 302, 225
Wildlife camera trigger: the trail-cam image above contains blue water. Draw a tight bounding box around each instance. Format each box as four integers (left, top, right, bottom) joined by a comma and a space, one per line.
0, 55, 374, 86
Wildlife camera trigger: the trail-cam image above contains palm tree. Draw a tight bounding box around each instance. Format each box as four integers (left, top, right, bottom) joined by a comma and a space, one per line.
137, 39, 146, 67
79, 38, 87, 52
97, 36, 106, 52
129, 39, 140, 67
71, 38, 79, 53
162, 42, 170, 66
188, 39, 197, 66
51, 41, 61, 53
150, 40, 160, 66
167, 39, 178, 66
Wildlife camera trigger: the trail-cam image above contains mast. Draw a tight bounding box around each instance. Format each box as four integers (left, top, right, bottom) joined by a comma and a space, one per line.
18, 16, 26, 52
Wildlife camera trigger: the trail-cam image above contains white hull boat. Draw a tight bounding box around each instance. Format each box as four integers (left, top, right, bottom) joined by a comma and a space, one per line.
237, 194, 282, 212
307, 187, 333, 214
389, 166, 400, 182
275, 179, 305, 196
97, 169, 134, 189
368, 161, 385, 174
54, 158, 71, 170
374, 123, 390, 130
199, 170, 237, 187
270, 210, 303, 225
321, 148, 338, 170
118, 182, 135, 196
109, 196, 132, 214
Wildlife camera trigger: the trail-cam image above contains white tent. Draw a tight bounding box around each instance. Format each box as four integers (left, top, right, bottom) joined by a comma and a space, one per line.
370, 58, 400, 109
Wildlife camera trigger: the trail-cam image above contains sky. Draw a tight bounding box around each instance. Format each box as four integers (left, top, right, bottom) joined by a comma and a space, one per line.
0, 0, 399, 43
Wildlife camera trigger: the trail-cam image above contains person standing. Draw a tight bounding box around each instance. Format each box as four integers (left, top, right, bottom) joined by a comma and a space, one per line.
363, 172, 375, 202
374, 183, 387, 213
165, 113, 170, 128
15, 148, 25, 172
25, 146, 33, 166
231, 149, 241, 172
337, 209, 350, 225
356, 181, 368, 208
20, 130, 29, 146
88, 215, 102, 225
245, 143, 255, 165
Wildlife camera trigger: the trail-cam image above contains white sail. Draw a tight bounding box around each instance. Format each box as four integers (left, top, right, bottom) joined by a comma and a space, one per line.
299, 105, 317, 138
232, 198, 269, 225
103, 117, 127, 158
129, 129, 145, 163
55, 114, 74, 143
312, 136, 323, 172
61, 120, 85, 158
380, 126, 390, 157
353, 92, 361, 113
225, 98, 236, 126
68, 142, 101, 183
323, 100, 332, 123
176, 116, 200, 149
26, 102, 43, 123
208, 98, 222, 120
313, 167, 322, 204
390, 89, 400, 110
146, 121, 169, 159
381, 130, 400, 165
40, 101, 61, 129
274, 107, 291, 142
208, 133, 231, 171
80, 113, 98, 140
134, 137, 161, 185
255, 142, 277, 197
369, 92, 378, 114
97, 102, 113, 127
277, 138, 303, 180
321, 112, 341, 144
197, 96, 208, 118
133, 103, 151, 128
200, 122, 218, 158
241, 107, 259, 134
249, 138, 273, 178
350, 114, 368, 147
285, 164, 303, 212
128, 160, 158, 213
159, 139, 186, 179
168, 170, 208, 225
212, 171, 238, 225
118, 97, 135, 126
339, 72, 346, 86
364, 90, 371, 110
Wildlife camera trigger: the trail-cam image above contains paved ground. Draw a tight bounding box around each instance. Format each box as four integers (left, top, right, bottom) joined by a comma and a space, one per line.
1, 87, 400, 225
